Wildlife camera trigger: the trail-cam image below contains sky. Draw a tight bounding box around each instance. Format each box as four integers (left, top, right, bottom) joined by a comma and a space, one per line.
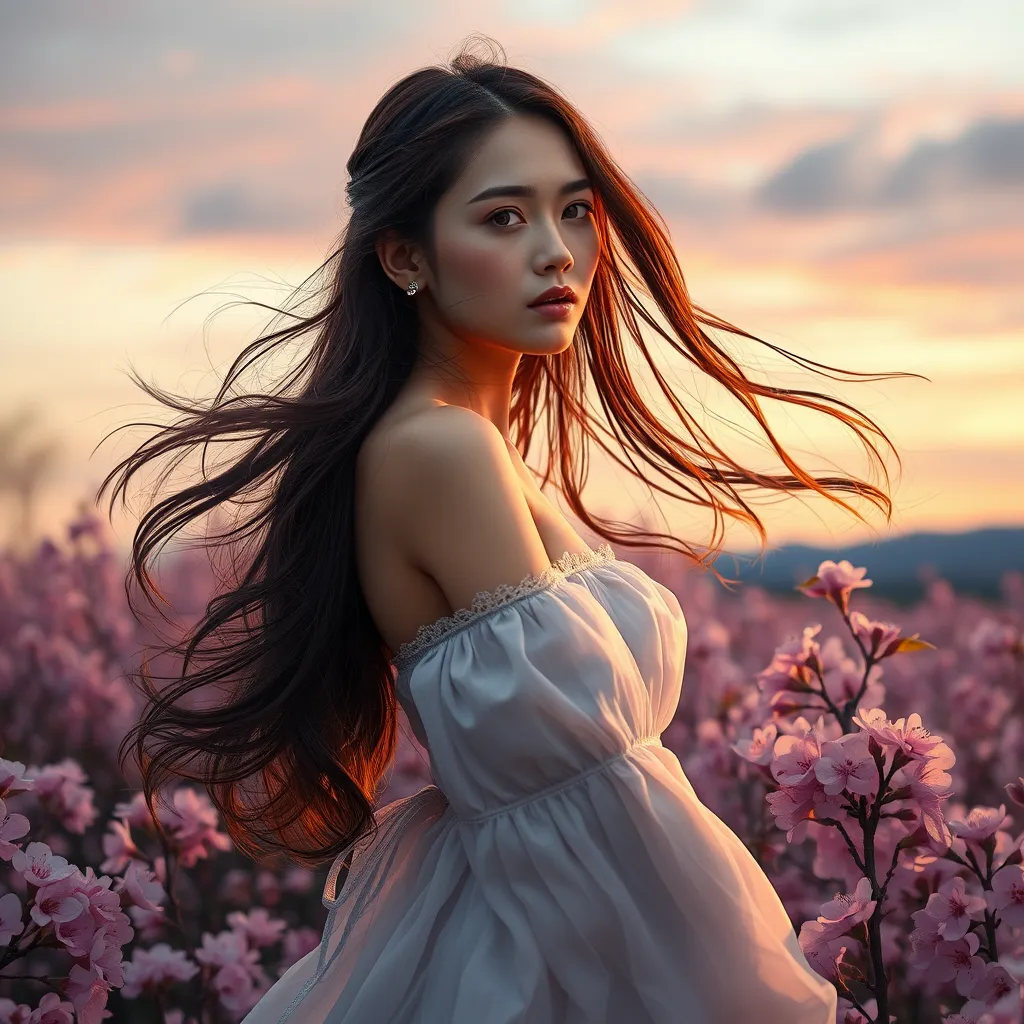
2, 0, 1023, 557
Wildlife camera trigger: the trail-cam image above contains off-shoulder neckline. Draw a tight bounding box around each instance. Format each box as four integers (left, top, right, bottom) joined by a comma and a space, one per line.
391, 542, 618, 672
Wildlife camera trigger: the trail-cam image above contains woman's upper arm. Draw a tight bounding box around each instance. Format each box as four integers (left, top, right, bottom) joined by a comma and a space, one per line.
395, 407, 553, 615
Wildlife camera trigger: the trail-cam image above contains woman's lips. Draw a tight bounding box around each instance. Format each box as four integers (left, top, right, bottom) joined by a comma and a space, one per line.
529, 300, 574, 320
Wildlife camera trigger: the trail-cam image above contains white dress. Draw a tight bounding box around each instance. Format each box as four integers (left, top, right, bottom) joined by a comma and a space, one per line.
243, 544, 836, 1023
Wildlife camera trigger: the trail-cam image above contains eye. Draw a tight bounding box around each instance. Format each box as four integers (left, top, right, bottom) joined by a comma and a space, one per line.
565, 200, 595, 221
488, 200, 595, 229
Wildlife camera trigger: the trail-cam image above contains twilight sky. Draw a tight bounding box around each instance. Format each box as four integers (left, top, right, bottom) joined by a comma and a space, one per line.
2, 0, 1023, 555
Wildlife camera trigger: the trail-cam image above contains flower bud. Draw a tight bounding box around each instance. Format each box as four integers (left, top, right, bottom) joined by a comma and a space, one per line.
1004, 777, 1024, 808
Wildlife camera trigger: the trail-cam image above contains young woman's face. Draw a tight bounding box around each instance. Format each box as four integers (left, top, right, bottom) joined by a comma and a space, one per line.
415, 114, 601, 359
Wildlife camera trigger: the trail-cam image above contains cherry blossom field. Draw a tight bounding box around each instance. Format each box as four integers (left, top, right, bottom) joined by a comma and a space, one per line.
1, 511, 1022, 1023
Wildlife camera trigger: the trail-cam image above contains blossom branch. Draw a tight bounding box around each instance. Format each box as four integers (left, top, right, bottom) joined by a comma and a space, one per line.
0, 971, 69, 1001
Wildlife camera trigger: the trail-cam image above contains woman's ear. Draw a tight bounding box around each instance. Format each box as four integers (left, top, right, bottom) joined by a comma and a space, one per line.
375, 230, 426, 292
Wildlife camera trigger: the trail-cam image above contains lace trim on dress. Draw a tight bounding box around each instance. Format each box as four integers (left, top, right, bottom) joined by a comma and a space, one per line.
391, 542, 617, 671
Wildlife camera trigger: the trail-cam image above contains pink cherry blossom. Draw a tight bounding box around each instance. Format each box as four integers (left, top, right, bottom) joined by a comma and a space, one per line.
0, 998, 32, 1024
54, 901, 99, 959
7, 510, 1024, 1023
127, 903, 165, 942
942, 1011, 987, 1024
99, 818, 144, 875
968, 960, 1019, 1010
688, 619, 730, 659
26, 760, 97, 834
162, 1012, 199, 1024
0, 759, 33, 799
766, 777, 845, 843
986, 864, 1024, 927
929, 932, 988, 998
29, 875, 89, 928
757, 625, 823, 699
0, 796, 30, 861
766, 783, 819, 839
849, 612, 904, 659
731, 723, 777, 765
968, 618, 1018, 658
121, 943, 199, 998
193, 929, 267, 1013
194, 927, 258, 970
25, 992, 76, 1024
797, 560, 872, 612
227, 907, 287, 948
853, 708, 955, 767
64, 963, 112, 1024
909, 906, 944, 966
925, 876, 988, 941
903, 757, 955, 850
49, 867, 133, 963
211, 962, 257, 1014
814, 732, 877, 796
948, 805, 1012, 844
89, 923, 129, 987
0, 891, 25, 945
818, 876, 877, 928
11, 842, 76, 888
904, 751, 955, 800
797, 917, 851, 979
111, 792, 156, 830
77, 866, 127, 923
797, 884, 875, 982
115, 860, 165, 913
156, 788, 231, 867
771, 716, 827, 787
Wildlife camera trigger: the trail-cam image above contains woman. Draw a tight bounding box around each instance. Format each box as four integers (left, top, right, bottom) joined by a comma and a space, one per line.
101, 35, 912, 1022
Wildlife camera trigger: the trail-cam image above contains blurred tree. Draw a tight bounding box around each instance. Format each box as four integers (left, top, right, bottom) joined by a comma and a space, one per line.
0, 407, 62, 553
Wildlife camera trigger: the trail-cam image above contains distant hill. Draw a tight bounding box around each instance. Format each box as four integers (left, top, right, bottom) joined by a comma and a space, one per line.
712, 526, 1024, 604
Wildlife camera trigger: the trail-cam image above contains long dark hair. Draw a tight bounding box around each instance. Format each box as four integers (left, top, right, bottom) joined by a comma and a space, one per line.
99, 35, 918, 868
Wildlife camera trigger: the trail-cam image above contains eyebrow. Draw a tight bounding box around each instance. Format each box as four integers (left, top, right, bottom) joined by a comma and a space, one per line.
467, 177, 593, 205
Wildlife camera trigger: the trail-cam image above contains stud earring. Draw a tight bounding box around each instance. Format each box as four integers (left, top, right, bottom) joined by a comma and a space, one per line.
406, 280, 419, 296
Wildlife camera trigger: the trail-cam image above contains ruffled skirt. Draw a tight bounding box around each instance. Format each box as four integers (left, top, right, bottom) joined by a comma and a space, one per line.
242, 741, 836, 1023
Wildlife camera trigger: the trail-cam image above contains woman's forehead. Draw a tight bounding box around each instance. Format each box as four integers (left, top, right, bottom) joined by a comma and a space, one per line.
448, 118, 587, 201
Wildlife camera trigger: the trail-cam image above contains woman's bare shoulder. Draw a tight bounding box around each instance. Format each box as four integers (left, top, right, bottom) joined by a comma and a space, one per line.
364, 402, 506, 472
360, 403, 551, 607
356, 402, 509, 547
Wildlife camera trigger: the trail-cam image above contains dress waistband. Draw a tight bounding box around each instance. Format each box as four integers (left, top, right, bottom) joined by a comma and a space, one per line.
456, 734, 664, 824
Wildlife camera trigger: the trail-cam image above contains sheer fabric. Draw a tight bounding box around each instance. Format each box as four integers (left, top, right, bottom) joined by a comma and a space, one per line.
242, 545, 836, 1023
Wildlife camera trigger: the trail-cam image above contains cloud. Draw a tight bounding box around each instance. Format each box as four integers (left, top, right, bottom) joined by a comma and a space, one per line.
1, 2, 405, 104
177, 181, 318, 235
631, 171, 734, 223
757, 115, 1024, 213
756, 130, 869, 213
878, 116, 1024, 202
